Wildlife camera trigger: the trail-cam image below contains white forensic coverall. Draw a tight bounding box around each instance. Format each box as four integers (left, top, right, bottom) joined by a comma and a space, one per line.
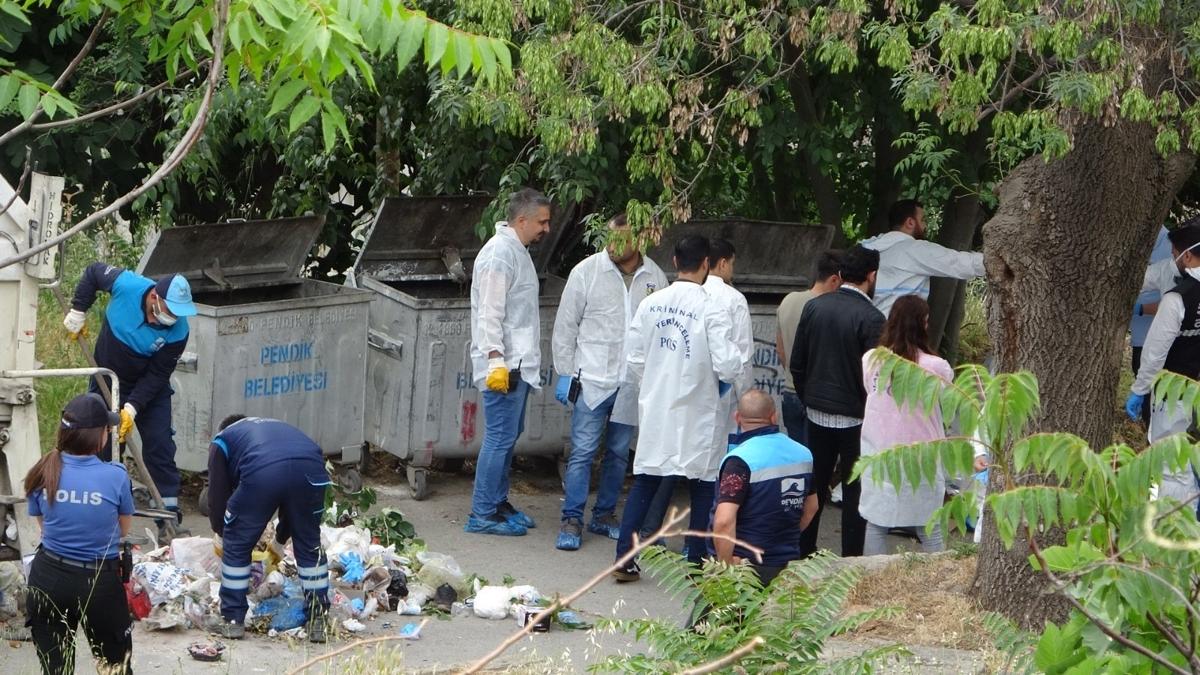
702, 275, 755, 452
625, 280, 744, 480
1132, 266, 1200, 503
860, 231, 985, 316
552, 251, 669, 425
469, 222, 542, 388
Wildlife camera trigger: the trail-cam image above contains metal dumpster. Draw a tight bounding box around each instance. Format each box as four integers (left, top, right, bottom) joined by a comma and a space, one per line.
136, 216, 372, 483
646, 219, 835, 435
347, 196, 568, 499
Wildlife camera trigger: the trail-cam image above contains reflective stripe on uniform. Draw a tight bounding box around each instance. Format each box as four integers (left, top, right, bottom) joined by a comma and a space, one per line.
222, 563, 251, 578
301, 576, 329, 590
750, 461, 815, 483
297, 564, 328, 579
161, 496, 178, 507
221, 577, 250, 590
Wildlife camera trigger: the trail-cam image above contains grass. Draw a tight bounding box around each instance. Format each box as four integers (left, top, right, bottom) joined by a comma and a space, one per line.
843, 554, 992, 653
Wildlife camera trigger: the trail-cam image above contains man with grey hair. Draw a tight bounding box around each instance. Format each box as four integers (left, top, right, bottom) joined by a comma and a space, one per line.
709, 389, 818, 585
466, 187, 552, 536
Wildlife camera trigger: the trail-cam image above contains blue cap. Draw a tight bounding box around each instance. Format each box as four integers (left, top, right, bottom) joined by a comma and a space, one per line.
154, 274, 197, 317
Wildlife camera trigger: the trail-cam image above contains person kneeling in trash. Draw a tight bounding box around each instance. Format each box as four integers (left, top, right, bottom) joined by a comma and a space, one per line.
24, 393, 135, 675
206, 415, 332, 642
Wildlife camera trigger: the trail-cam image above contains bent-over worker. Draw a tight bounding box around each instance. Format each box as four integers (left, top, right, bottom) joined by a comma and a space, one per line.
207, 416, 332, 642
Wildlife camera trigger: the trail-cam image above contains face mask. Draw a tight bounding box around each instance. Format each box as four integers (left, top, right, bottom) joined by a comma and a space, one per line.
1174, 241, 1200, 271
153, 298, 177, 327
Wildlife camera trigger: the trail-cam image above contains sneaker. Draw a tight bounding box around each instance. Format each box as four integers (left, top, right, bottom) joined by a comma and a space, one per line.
556, 519, 583, 551
211, 619, 245, 640
612, 561, 640, 583
307, 614, 328, 643
587, 514, 621, 540
497, 501, 536, 529
464, 513, 528, 536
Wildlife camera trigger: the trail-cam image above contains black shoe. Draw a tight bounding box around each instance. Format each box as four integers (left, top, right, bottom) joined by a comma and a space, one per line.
307, 614, 328, 643
612, 561, 640, 583
497, 501, 536, 528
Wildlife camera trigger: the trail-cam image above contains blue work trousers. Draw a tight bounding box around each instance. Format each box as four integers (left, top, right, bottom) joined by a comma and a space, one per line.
561, 391, 633, 522
471, 380, 530, 518
93, 380, 181, 507
781, 391, 809, 448
617, 474, 714, 566
219, 459, 330, 623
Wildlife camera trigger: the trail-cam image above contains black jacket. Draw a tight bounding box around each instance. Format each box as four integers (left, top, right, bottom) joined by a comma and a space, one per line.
789, 287, 885, 419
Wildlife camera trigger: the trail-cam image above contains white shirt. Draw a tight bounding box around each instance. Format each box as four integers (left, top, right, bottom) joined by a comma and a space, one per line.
469, 222, 542, 388
1132, 267, 1200, 395
626, 280, 744, 479
551, 252, 668, 424
860, 231, 985, 316
1142, 258, 1179, 296
703, 275, 754, 451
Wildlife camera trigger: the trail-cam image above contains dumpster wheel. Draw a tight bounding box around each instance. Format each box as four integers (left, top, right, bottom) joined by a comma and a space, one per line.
198, 486, 209, 518
407, 465, 430, 501
338, 468, 364, 493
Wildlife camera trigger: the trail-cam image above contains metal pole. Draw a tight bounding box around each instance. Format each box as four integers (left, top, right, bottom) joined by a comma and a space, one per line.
0, 367, 119, 450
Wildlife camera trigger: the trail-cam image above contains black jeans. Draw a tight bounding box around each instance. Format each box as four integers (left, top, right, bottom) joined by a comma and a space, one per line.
798, 421, 866, 557
781, 391, 808, 447
25, 550, 132, 675
617, 473, 714, 566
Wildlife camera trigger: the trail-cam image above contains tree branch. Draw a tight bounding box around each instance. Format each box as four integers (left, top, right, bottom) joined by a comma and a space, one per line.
0, 9, 111, 147
0, 1, 229, 271
1145, 612, 1200, 672
0, 146, 33, 221
286, 621, 428, 674
29, 64, 203, 132
977, 65, 1047, 123
681, 636, 766, 675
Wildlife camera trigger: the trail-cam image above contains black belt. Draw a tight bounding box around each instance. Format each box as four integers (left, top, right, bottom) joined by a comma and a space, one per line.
39, 547, 116, 571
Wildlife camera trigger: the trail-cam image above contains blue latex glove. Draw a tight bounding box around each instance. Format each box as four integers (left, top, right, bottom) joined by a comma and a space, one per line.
555, 375, 571, 405
718, 381, 731, 397
1125, 392, 1145, 421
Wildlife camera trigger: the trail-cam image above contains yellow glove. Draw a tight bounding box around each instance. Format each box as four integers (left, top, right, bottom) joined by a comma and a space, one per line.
213, 535, 223, 558
118, 403, 136, 443
485, 357, 510, 393
63, 309, 88, 340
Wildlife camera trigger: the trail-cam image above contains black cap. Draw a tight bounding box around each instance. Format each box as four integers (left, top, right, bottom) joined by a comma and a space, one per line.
60, 393, 120, 430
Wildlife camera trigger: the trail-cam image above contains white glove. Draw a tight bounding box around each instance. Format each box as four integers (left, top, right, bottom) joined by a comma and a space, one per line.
123, 402, 138, 420
63, 309, 86, 335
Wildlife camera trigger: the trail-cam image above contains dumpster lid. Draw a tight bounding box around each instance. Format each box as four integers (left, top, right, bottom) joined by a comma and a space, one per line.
646, 219, 836, 293
355, 196, 495, 283
136, 216, 326, 292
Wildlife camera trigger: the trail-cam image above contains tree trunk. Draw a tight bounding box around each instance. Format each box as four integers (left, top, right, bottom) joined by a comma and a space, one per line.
783, 49, 843, 239
928, 188, 985, 357
976, 117, 1195, 629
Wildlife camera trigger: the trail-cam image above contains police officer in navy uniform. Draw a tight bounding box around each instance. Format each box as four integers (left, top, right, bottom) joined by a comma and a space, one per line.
709, 390, 819, 585
24, 393, 134, 675
63, 262, 197, 534
206, 415, 332, 642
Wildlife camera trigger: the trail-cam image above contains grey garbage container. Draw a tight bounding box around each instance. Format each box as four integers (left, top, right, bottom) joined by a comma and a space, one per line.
646, 219, 836, 432
136, 216, 372, 486
348, 196, 568, 499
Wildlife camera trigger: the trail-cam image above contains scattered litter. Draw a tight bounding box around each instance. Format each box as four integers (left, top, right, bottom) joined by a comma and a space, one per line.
433, 583, 457, 612
342, 618, 366, 633
415, 551, 467, 595
338, 551, 365, 584
252, 571, 285, 601
187, 641, 226, 662
450, 602, 470, 617
398, 600, 422, 615
280, 627, 307, 640
555, 610, 591, 630
132, 562, 188, 605
514, 604, 551, 632
361, 596, 380, 619
125, 582, 151, 620
322, 525, 371, 560
399, 622, 422, 640
387, 569, 409, 604
253, 595, 307, 631
170, 537, 221, 578
406, 583, 434, 608
473, 584, 513, 620
144, 603, 187, 631
0, 562, 25, 620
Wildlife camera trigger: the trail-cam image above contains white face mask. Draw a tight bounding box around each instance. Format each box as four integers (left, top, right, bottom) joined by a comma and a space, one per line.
153, 297, 177, 327
1174, 241, 1200, 268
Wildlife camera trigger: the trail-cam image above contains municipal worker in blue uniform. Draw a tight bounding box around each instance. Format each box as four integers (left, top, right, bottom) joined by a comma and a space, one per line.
709, 390, 819, 585
24, 393, 134, 675
206, 416, 332, 642
63, 262, 196, 529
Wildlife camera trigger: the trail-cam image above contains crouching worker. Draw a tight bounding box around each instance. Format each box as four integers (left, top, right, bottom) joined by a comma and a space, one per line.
710, 390, 819, 586
24, 393, 134, 675
207, 416, 332, 642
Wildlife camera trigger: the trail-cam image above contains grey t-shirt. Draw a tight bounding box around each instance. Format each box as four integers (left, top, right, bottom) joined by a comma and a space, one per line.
776, 289, 817, 391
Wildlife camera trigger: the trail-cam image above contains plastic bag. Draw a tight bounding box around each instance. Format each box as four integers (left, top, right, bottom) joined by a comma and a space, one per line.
321, 525, 371, 560
143, 601, 187, 630
253, 595, 307, 631
170, 537, 221, 579
132, 562, 188, 605
472, 584, 513, 620
0, 561, 25, 620
125, 581, 151, 620
252, 571, 285, 601
415, 551, 466, 595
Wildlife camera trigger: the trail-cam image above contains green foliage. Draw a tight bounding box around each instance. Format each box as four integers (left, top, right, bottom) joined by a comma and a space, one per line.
859, 348, 1200, 673
322, 477, 421, 548
591, 547, 907, 673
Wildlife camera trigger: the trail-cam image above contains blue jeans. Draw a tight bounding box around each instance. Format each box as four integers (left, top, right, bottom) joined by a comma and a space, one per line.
471, 380, 530, 518
617, 474, 714, 566
562, 391, 633, 522
781, 391, 808, 448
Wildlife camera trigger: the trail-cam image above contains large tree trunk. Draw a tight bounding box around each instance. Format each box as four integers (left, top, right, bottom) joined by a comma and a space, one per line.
976, 117, 1194, 628
927, 188, 985, 358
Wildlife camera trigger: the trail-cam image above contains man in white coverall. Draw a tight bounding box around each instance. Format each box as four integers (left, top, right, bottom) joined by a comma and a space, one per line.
552, 213, 669, 551
702, 238, 754, 468
466, 188, 551, 537
861, 199, 985, 316
1126, 221, 1200, 510
612, 235, 744, 582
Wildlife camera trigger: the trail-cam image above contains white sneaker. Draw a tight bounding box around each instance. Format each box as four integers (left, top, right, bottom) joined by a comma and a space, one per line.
830, 483, 843, 505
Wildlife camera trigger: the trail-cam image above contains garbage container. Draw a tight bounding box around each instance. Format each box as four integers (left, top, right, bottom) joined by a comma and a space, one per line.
646, 219, 835, 434
136, 216, 372, 485
347, 196, 568, 499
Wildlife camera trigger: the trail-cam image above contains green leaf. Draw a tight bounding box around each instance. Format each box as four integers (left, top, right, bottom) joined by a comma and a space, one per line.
394, 13, 426, 72
0, 2, 29, 25
477, 37, 497, 84
1034, 621, 1085, 673
320, 109, 336, 151
0, 75, 20, 112
453, 32, 473, 78
424, 22, 448, 69
439, 31, 457, 76
288, 94, 321, 133
268, 78, 308, 117
41, 92, 56, 118
256, 1, 284, 31
490, 37, 511, 74
17, 82, 38, 120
